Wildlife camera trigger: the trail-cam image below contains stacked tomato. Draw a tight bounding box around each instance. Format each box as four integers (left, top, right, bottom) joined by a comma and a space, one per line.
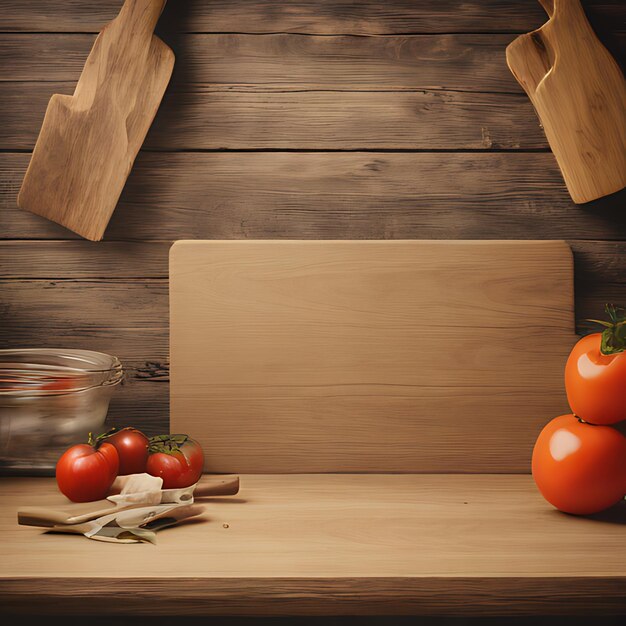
532, 305, 626, 515
56, 428, 204, 502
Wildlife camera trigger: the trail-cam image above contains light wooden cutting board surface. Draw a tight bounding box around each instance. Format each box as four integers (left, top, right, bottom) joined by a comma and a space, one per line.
170, 240, 576, 473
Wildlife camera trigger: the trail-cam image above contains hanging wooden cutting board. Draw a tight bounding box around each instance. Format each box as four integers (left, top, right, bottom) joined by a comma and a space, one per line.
17, 0, 174, 241
170, 240, 576, 474
506, 0, 626, 204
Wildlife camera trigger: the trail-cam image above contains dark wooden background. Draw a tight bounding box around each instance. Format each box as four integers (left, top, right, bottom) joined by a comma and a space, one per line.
1, 0, 625, 439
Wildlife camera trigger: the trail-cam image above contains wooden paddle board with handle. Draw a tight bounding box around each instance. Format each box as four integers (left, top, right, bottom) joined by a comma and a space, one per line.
170, 240, 576, 474
17, 0, 174, 241
506, 0, 626, 204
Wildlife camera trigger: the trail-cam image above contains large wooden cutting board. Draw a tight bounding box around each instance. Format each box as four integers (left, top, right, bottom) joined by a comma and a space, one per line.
506, 0, 626, 204
17, 0, 174, 241
170, 241, 576, 473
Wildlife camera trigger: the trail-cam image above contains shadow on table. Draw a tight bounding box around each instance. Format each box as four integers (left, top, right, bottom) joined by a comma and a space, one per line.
548, 499, 626, 526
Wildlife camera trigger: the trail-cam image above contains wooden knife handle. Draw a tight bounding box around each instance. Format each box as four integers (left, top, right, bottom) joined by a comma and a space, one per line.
194, 475, 240, 498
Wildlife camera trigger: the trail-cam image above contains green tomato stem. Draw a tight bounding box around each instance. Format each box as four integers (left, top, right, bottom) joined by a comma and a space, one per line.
586, 304, 626, 356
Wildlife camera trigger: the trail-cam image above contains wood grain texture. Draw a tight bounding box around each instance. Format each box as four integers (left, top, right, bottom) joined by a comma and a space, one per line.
0, 279, 167, 333
506, 0, 626, 203
1, 240, 622, 283
3, 31, 624, 90
0, 241, 623, 331
0, 242, 172, 278
0, 83, 548, 150
0, 0, 623, 35
0, 475, 624, 615
17, 0, 175, 240
0, 234, 626, 434
1, 0, 624, 465
0, 278, 170, 436
0, 33, 524, 93
170, 241, 575, 473
3, 152, 626, 242
2, 235, 621, 443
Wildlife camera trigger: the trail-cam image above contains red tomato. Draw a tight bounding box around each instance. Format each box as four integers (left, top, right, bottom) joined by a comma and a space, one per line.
565, 333, 626, 425
103, 427, 149, 475
56, 440, 119, 502
532, 414, 626, 515
146, 434, 204, 489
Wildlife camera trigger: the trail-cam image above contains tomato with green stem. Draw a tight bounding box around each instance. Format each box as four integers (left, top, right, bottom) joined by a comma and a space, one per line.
56, 434, 119, 502
146, 434, 204, 489
565, 304, 626, 425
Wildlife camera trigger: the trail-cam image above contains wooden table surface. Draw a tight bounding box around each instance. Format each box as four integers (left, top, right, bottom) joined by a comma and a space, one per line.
0, 0, 625, 437
0, 475, 625, 616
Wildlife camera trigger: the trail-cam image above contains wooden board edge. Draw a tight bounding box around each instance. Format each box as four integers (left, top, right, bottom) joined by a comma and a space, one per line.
169, 239, 575, 262
0, 576, 624, 616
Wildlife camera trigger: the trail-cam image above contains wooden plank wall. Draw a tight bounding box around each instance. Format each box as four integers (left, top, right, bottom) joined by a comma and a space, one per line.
0, 0, 624, 437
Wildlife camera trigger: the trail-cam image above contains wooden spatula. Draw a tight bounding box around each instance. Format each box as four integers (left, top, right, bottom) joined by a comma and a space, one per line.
18, 475, 239, 528
44, 504, 207, 544
17, 0, 174, 241
506, 0, 626, 204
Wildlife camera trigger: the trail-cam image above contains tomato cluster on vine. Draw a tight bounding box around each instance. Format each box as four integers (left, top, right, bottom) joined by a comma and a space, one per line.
532, 305, 626, 515
56, 428, 204, 502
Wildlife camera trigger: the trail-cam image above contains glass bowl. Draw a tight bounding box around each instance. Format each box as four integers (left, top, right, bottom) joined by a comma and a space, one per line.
0, 349, 123, 474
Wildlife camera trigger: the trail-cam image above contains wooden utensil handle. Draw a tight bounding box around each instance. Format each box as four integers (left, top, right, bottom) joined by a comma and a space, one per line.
194, 475, 240, 498
118, 0, 168, 36
18, 508, 73, 528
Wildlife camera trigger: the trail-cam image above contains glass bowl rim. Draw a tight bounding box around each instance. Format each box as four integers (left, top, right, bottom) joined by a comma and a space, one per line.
0, 348, 123, 396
